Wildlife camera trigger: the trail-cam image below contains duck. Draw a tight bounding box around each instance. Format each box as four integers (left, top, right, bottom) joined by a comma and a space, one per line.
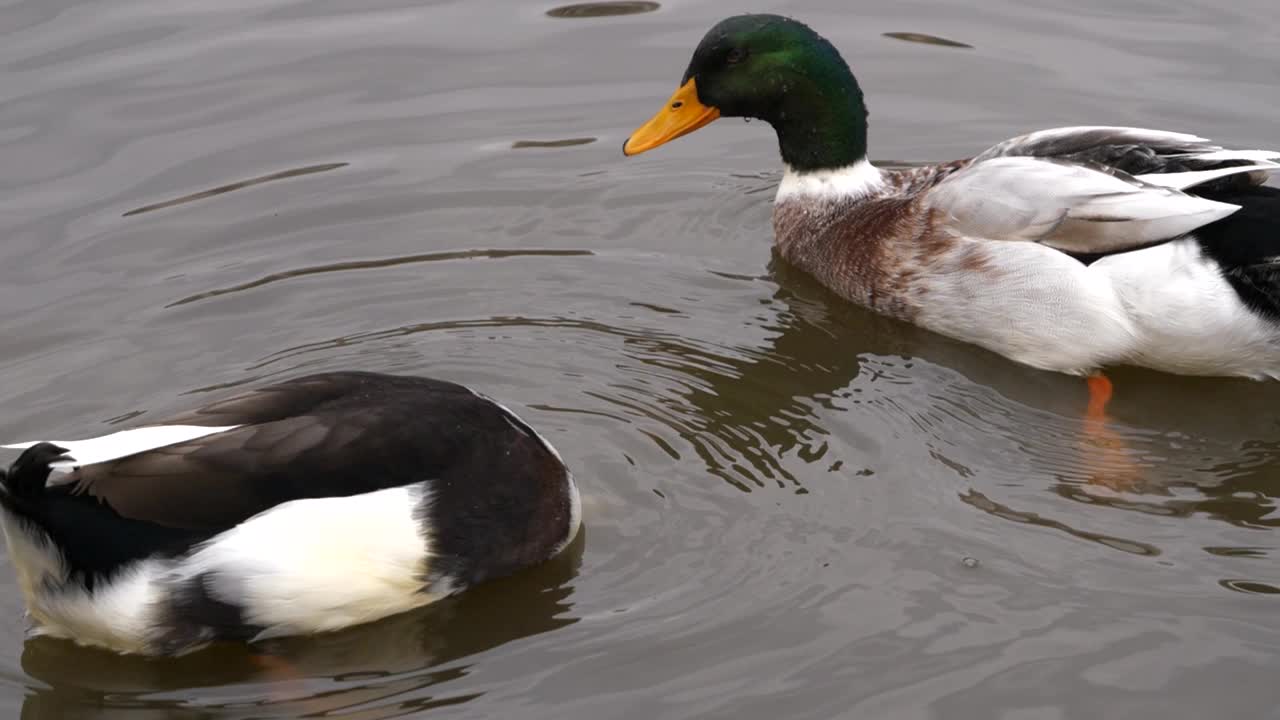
0, 371, 581, 656
622, 13, 1280, 415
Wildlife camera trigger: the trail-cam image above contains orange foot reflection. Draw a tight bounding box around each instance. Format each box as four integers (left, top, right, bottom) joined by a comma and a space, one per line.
1080, 372, 1143, 490
251, 653, 316, 708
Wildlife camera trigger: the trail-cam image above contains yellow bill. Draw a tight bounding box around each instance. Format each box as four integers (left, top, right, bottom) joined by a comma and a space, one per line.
623, 79, 721, 156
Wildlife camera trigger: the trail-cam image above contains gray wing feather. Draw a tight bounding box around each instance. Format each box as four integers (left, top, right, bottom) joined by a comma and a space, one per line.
929, 156, 1244, 254
973, 126, 1279, 187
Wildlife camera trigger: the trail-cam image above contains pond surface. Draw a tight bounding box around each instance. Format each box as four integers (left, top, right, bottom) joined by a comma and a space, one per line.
1, 0, 1278, 717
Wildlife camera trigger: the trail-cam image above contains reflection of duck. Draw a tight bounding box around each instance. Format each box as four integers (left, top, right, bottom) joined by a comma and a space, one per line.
624, 13, 1280, 416
0, 372, 581, 656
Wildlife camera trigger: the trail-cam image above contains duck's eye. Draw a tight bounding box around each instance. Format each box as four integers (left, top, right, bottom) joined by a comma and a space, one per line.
726, 48, 747, 65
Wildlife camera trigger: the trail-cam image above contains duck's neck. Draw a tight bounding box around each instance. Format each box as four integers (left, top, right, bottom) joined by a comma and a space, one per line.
763, 59, 882, 202
767, 61, 870, 173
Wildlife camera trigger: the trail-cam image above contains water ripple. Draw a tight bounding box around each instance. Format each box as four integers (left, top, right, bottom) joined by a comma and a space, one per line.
122, 162, 348, 217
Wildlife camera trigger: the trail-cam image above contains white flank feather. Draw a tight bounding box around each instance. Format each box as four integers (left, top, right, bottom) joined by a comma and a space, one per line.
913, 237, 1280, 378
1093, 240, 1280, 378
175, 482, 437, 639
4, 424, 241, 468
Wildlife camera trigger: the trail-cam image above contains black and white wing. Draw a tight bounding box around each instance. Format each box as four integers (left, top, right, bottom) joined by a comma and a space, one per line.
929, 126, 1280, 256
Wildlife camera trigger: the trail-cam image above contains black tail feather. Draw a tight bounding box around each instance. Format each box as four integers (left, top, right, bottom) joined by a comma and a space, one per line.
1193, 184, 1280, 322
1, 443, 69, 499
1, 442, 210, 589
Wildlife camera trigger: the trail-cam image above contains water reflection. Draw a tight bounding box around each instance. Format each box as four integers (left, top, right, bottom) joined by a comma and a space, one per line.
1219, 579, 1280, 595
512, 138, 597, 149
650, 264, 874, 490
960, 488, 1160, 556
882, 31, 974, 49
545, 2, 660, 19
17, 531, 583, 719
682, 255, 1280, 563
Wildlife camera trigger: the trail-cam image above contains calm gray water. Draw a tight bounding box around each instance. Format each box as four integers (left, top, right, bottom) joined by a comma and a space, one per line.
2, 0, 1279, 717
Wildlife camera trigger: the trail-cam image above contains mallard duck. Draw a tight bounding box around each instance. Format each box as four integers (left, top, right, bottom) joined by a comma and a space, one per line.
623, 14, 1280, 412
0, 371, 581, 656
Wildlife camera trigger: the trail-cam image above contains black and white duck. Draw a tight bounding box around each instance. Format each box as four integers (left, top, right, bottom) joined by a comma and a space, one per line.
0, 371, 581, 656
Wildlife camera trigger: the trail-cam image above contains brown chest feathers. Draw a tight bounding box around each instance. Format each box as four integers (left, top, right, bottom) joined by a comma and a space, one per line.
770, 162, 979, 322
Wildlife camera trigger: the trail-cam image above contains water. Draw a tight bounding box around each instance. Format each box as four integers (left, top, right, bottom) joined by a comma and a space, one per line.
2, 0, 1278, 717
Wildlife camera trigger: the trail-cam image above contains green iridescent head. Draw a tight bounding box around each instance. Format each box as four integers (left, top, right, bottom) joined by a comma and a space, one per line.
624, 14, 869, 171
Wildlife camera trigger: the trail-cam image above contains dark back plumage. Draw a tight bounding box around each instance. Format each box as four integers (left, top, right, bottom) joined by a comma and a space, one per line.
15, 372, 573, 586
